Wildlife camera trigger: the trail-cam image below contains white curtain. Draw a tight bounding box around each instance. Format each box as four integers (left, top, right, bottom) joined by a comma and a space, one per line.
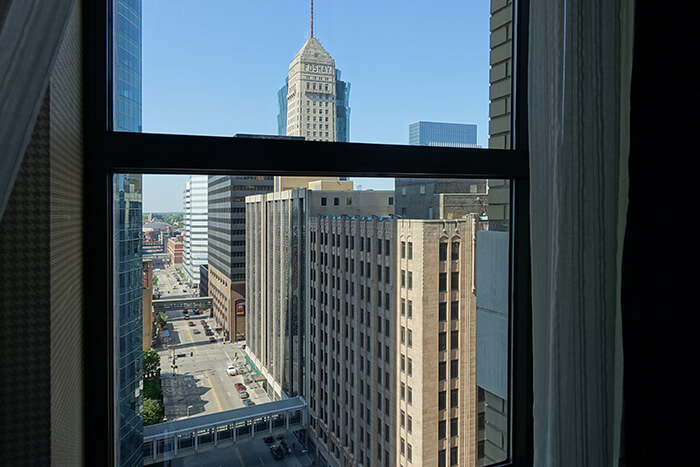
528, 0, 633, 465
0, 0, 75, 221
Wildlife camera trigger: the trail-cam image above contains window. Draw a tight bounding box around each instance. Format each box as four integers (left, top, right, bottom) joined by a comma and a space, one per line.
450, 301, 459, 320
439, 390, 446, 410
439, 361, 447, 381
450, 359, 458, 378
407, 242, 413, 260
439, 273, 447, 292
451, 241, 459, 260
450, 447, 458, 466
439, 420, 446, 439
451, 272, 459, 290
450, 388, 459, 407
89, 2, 530, 464
401, 241, 406, 258
439, 242, 448, 261
451, 330, 459, 349
450, 417, 458, 437
321, 197, 327, 206
439, 332, 447, 351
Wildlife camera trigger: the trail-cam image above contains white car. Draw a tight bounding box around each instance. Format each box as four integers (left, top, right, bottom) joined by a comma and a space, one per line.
226, 365, 238, 376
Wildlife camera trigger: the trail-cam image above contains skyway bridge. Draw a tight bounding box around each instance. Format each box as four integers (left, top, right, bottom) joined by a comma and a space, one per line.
143, 396, 308, 464
152, 296, 213, 313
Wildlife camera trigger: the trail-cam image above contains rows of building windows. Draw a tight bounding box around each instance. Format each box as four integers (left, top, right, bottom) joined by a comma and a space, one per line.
307, 217, 394, 467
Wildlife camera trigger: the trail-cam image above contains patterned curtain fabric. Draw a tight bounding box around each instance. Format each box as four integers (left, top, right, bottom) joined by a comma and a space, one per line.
0, 0, 75, 221
528, 0, 633, 465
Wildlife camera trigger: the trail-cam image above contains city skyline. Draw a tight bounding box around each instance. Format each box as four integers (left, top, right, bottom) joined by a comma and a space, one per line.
142, 0, 490, 145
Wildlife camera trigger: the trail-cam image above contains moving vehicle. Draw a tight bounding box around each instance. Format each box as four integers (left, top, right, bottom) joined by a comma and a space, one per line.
226, 365, 237, 376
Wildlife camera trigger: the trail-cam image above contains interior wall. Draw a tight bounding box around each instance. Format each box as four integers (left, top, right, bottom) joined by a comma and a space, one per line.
49, 0, 83, 464
0, 1, 83, 465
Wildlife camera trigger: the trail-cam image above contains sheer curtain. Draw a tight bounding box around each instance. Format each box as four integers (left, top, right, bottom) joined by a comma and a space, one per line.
528, 0, 633, 465
0, 0, 75, 221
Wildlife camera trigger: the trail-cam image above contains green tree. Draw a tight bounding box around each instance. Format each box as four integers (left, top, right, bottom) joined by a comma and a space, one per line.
143, 377, 161, 400
156, 312, 167, 332
152, 276, 158, 286
143, 349, 160, 378
143, 398, 163, 426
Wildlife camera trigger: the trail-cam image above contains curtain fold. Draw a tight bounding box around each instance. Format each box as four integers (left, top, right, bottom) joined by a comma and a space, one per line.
0, 0, 75, 222
528, 0, 631, 465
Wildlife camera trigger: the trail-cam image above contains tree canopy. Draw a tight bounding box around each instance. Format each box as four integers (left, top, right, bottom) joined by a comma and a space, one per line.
143, 398, 163, 426
143, 349, 160, 377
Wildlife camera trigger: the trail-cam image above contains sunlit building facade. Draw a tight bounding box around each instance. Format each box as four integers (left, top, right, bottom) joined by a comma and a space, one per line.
277, 37, 351, 142
183, 175, 208, 287
112, 1, 143, 465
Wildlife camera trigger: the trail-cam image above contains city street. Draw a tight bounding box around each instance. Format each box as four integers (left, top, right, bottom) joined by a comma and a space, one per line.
157, 309, 269, 419
169, 432, 312, 467
151, 268, 313, 466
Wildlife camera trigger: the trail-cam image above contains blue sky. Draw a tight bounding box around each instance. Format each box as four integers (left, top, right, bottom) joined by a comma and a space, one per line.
141, 0, 491, 212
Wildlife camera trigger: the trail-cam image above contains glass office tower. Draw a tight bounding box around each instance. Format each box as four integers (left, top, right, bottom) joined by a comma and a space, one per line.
335, 69, 351, 142
114, 0, 143, 133
408, 121, 478, 148
113, 1, 143, 466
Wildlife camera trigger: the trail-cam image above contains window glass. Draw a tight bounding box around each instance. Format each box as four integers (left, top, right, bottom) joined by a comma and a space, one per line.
133, 1, 500, 150
121, 173, 511, 466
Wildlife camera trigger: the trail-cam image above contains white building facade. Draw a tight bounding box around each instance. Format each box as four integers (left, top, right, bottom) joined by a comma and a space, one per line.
285, 37, 337, 142
183, 175, 208, 286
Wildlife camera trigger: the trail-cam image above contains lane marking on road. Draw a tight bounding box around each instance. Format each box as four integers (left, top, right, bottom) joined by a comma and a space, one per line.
235, 446, 246, 467
204, 372, 224, 411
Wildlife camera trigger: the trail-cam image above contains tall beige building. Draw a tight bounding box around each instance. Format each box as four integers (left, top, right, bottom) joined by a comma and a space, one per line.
285, 37, 338, 142
307, 214, 397, 467
395, 218, 478, 467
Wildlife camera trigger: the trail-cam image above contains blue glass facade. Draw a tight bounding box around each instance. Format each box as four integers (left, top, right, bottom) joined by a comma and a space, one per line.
114, 0, 142, 132
277, 78, 288, 137
113, 1, 143, 466
113, 174, 143, 467
409, 121, 478, 148
335, 70, 351, 142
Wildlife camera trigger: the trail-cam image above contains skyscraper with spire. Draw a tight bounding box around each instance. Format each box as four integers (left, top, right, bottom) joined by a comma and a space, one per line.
277, 1, 351, 142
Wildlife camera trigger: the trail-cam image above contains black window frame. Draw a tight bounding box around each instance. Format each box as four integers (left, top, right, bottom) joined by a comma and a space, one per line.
82, 0, 532, 465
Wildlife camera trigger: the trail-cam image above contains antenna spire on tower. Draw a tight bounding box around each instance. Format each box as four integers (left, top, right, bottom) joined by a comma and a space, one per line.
310, 0, 314, 38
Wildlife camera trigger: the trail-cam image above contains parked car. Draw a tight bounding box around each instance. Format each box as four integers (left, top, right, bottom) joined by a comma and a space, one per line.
192, 329, 200, 334
243, 399, 255, 407
270, 445, 284, 460
226, 365, 238, 376
188, 321, 195, 326
263, 436, 274, 444
209, 337, 217, 343
238, 391, 249, 399
234, 383, 246, 391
